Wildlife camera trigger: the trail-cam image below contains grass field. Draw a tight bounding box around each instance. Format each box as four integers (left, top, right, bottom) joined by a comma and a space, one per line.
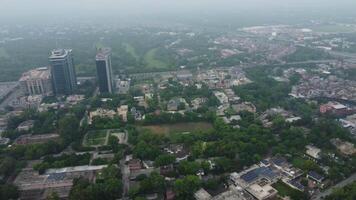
83, 130, 108, 147
139, 122, 214, 135
272, 181, 306, 200
123, 43, 139, 61
144, 48, 169, 69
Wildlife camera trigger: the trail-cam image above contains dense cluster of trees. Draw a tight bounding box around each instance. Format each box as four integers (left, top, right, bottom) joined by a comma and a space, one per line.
69, 165, 123, 200
283, 46, 332, 62
34, 153, 91, 174
234, 67, 292, 111
325, 181, 356, 200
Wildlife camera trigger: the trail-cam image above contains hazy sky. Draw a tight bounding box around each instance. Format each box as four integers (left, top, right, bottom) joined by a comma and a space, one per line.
1, 0, 356, 26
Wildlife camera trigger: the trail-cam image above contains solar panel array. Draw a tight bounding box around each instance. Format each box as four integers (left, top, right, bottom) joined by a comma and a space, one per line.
241, 167, 277, 183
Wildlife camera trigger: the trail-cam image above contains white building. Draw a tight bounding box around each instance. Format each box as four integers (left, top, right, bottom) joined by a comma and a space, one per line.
19, 67, 53, 96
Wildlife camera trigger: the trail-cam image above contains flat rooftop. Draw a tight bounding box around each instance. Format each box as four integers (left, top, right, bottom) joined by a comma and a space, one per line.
49, 49, 71, 59
19, 67, 51, 81
96, 48, 111, 60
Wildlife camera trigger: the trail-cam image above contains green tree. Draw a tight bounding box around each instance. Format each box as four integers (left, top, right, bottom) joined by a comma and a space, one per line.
174, 175, 201, 200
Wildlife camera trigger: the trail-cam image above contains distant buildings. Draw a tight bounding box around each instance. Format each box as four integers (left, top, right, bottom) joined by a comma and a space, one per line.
96, 48, 114, 94
49, 49, 77, 95
19, 67, 53, 96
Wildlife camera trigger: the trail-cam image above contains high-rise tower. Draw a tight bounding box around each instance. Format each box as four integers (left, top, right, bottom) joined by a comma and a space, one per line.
96, 48, 114, 94
49, 49, 77, 95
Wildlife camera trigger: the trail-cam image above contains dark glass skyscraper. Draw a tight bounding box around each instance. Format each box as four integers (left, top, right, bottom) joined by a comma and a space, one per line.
49, 49, 77, 95
96, 48, 114, 94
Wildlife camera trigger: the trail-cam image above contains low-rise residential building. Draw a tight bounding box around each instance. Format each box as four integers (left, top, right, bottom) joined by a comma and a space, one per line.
305, 145, 322, 161
213, 91, 229, 105
194, 188, 212, 200
246, 179, 278, 200
232, 102, 257, 113
16, 120, 35, 132
117, 105, 128, 122
330, 138, 356, 156
89, 108, 116, 124
14, 163, 107, 200
307, 171, 325, 184
164, 144, 190, 162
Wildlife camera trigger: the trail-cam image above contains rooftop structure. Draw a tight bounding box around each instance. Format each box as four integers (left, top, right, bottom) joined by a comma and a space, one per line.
195, 188, 212, 200
245, 179, 278, 200
14, 163, 107, 200
305, 145, 321, 160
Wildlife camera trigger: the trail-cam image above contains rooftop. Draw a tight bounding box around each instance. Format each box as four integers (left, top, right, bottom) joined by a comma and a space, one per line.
49, 49, 71, 59
96, 48, 111, 60
19, 67, 51, 81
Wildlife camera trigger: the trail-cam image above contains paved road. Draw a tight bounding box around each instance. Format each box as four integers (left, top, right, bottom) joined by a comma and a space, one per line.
312, 173, 356, 200
120, 158, 130, 199
0, 85, 22, 111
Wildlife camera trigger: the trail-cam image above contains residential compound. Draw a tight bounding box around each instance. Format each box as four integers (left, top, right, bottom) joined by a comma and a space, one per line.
14, 161, 107, 200
19, 67, 53, 96
96, 48, 114, 94
49, 49, 77, 95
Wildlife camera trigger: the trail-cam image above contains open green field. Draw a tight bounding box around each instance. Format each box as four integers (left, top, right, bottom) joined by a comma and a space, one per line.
144, 48, 169, 69
123, 43, 139, 61
272, 181, 306, 200
139, 122, 214, 135
83, 130, 108, 146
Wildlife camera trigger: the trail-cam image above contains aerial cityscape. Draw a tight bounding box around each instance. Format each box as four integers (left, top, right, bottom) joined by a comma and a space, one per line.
0, 0, 356, 200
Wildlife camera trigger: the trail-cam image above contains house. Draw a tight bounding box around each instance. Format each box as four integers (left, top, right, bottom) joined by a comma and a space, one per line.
232, 102, 256, 113
194, 188, 212, 200
222, 115, 241, 124
307, 171, 325, 184
89, 108, 116, 124
191, 98, 207, 110
164, 144, 190, 162
330, 138, 356, 156
246, 180, 278, 200
117, 105, 128, 122
167, 98, 187, 111
319, 102, 352, 116
127, 159, 143, 172
16, 120, 35, 132
213, 91, 229, 105
305, 145, 321, 161
167, 99, 179, 111
131, 107, 143, 121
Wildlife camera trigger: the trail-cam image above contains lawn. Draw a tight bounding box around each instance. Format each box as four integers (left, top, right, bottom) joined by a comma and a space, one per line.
139, 122, 214, 135
123, 43, 139, 61
272, 181, 307, 200
83, 130, 108, 147
143, 48, 169, 69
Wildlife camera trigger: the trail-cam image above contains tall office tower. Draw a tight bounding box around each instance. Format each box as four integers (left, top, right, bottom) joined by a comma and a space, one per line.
96, 48, 114, 94
49, 49, 77, 95
19, 67, 53, 96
